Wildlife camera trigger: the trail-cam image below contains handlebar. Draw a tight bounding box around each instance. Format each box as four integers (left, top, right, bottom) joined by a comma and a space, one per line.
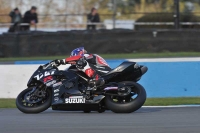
42, 61, 58, 70
42, 59, 77, 70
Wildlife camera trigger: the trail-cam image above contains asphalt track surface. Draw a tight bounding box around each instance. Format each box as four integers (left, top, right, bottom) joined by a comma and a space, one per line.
0, 107, 200, 133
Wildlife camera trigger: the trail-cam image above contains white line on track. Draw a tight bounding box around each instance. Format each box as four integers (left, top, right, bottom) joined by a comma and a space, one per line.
143, 105, 200, 108
127, 57, 200, 62
47, 105, 200, 111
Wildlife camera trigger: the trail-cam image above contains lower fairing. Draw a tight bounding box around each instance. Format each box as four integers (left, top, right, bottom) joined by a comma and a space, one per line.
51, 95, 106, 111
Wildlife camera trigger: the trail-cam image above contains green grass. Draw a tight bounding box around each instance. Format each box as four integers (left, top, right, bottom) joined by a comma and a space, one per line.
144, 97, 200, 106
1, 97, 200, 108
0, 99, 16, 108
1, 52, 200, 62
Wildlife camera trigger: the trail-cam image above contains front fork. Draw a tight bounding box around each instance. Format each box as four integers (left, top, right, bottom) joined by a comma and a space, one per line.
33, 84, 47, 98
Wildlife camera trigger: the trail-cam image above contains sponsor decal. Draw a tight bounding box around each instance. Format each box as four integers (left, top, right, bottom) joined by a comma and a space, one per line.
54, 97, 59, 102
53, 82, 62, 87
94, 65, 105, 69
65, 96, 86, 104
54, 93, 59, 96
54, 89, 59, 93
97, 70, 109, 73
46, 80, 56, 86
43, 76, 53, 83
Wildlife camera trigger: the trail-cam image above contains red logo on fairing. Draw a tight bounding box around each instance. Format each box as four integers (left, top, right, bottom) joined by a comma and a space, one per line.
85, 68, 95, 78
43, 76, 53, 83
96, 55, 109, 66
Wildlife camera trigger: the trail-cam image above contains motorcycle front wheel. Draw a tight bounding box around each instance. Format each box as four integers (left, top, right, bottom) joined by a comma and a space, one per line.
16, 87, 52, 113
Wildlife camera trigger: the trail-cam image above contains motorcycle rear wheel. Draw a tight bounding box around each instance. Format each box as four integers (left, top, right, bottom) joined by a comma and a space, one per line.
105, 81, 146, 113
16, 87, 52, 113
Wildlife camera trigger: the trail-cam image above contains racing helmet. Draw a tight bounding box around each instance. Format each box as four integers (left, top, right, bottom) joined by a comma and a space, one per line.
70, 47, 87, 57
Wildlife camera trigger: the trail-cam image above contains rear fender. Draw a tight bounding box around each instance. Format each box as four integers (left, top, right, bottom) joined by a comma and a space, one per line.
105, 62, 136, 75
103, 62, 148, 82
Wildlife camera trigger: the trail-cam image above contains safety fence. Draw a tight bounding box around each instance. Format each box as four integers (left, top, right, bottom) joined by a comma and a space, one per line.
1, 21, 200, 34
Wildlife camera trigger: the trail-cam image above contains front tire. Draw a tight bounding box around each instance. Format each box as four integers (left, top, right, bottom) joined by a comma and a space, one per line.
16, 87, 52, 113
105, 82, 146, 113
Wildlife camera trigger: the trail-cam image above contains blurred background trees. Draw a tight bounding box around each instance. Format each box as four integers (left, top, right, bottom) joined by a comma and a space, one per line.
1, 0, 200, 28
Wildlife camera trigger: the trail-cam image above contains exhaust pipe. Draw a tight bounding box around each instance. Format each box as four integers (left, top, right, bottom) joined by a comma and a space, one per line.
141, 66, 148, 75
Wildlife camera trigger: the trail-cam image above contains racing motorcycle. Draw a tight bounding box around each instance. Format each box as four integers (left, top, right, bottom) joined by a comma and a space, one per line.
16, 57, 148, 113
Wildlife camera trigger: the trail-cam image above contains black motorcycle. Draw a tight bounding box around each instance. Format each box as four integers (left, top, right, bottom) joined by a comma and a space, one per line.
16, 60, 148, 113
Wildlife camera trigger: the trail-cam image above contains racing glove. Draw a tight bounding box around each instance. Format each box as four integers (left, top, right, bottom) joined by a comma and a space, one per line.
76, 57, 87, 69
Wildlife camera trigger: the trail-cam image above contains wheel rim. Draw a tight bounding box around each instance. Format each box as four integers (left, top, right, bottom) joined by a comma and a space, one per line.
110, 86, 139, 104
19, 87, 49, 108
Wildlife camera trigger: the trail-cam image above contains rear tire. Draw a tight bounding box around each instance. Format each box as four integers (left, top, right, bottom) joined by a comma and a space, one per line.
105, 82, 146, 113
16, 87, 52, 113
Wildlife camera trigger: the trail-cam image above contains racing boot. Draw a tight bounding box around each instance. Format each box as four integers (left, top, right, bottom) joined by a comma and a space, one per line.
85, 78, 105, 99
87, 74, 105, 91
88, 78, 105, 88
83, 65, 105, 91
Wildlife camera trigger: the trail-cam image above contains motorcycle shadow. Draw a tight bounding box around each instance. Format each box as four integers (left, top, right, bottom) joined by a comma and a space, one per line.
41, 107, 161, 114
134, 107, 161, 114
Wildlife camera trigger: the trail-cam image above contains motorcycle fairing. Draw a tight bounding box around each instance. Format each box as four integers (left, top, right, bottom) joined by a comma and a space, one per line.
103, 62, 142, 82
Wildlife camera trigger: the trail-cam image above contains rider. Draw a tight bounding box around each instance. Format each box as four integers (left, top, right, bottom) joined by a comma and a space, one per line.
54, 47, 111, 89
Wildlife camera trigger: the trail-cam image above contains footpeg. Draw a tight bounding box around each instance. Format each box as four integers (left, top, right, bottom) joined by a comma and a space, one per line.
86, 89, 91, 99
